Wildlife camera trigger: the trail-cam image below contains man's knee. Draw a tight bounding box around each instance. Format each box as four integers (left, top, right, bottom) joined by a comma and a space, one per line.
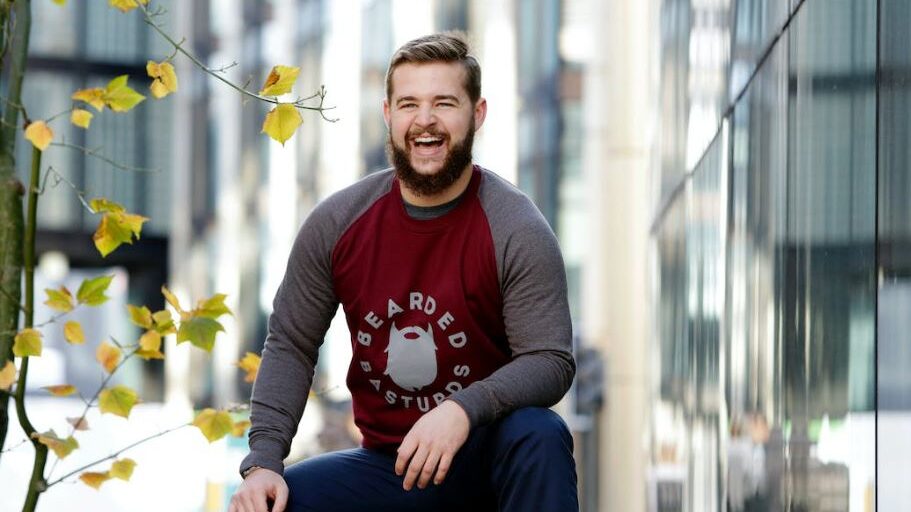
495, 407, 573, 451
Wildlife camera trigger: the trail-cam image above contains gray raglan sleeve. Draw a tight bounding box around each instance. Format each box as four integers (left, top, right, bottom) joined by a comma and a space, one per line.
239, 207, 340, 477
449, 185, 576, 427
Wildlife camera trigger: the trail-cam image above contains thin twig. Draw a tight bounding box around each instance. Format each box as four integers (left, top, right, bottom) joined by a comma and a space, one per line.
49, 142, 160, 174
47, 347, 140, 480
0, 437, 29, 454
137, 2, 336, 119
36, 166, 94, 214
46, 423, 191, 487
45, 107, 75, 124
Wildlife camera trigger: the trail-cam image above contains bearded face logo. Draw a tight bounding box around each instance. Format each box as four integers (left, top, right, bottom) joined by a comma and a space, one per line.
384, 322, 438, 391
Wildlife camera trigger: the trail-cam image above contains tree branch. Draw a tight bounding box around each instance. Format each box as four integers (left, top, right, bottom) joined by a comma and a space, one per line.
49, 142, 160, 174
137, 2, 337, 121
46, 422, 191, 488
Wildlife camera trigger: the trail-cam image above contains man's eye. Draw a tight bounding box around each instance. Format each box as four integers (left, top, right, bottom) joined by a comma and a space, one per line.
400, 103, 417, 109
437, 102, 455, 108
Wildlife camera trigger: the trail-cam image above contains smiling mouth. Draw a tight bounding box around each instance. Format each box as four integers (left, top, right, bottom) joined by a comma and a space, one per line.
410, 134, 446, 149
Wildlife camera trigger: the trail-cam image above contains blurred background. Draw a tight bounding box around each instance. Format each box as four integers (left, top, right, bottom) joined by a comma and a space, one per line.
1, 0, 908, 510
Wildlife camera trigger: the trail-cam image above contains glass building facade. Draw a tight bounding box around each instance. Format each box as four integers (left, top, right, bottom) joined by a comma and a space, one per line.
653, 0, 909, 509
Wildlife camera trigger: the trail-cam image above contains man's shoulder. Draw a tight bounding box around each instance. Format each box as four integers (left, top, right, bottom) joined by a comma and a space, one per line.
309, 168, 395, 223
477, 167, 549, 230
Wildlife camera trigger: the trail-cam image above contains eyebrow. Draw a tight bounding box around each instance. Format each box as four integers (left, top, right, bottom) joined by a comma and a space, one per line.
395, 95, 461, 105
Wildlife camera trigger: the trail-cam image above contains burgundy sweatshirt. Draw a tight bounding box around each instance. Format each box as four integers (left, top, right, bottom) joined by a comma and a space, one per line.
241, 167, 575, 476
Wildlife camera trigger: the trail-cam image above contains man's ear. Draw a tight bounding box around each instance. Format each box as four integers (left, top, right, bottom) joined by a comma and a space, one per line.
383, 99, 391, 129
473, 97, 488, 131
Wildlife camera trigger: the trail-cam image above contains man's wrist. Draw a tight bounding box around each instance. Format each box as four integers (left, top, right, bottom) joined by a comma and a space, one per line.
241, 465, 263, 479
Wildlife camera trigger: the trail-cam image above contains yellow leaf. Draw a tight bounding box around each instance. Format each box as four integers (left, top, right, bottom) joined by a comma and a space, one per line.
103, 75, 146, 112
195, 293, 232, 319
161, 286, 186, 316
127, 304, 153, 329
25, 121, 53, 151
139, 330, 161, 352
231, 420, 251, 437
259, 65, 300, 96
89, 197, 124, 213
98, 385, 138, 418
261, 104, 302, 145
67, 416, 90, 431
64, 320, 85, 345
92, 202, 148, 257
152, 309, 176, 335
72, 88, 106, 111
43, 384, 77, 397
108, 0, 148, 13
70, 108, 93, 129
79, 471, 111, 490
136, 348, 165, 360
147, 60, 178, 99
192, 408, 234, 443
110, 458, 136, 480
52, 0, 66, 5
176, 316, 224, 352
236, 352, 261, 383
44, 286, 75, 312
13, 328, 42, 357
34, 430, 79, 459
95, 341, 122, 373
0, 361, 16, 390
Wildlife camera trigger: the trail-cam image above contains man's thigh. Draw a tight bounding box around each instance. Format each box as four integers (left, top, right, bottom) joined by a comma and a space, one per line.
283, 448, 442, 512
283, 442, 497, 512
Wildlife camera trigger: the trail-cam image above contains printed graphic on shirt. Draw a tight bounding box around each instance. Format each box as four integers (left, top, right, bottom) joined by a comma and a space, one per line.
385, 323, 437, 391
356, 291, 471, 413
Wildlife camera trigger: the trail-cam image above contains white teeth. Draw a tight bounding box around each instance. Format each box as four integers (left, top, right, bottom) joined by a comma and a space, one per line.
414, 136, 442, 143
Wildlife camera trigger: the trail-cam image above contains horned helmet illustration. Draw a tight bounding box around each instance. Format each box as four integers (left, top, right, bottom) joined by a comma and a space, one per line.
384, 322, 438, 392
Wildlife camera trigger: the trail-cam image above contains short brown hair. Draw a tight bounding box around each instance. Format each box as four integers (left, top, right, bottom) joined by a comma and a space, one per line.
385, 32, 481, 103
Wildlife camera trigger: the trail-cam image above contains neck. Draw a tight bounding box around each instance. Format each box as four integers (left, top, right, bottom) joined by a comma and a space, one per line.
400, 164, 474, 207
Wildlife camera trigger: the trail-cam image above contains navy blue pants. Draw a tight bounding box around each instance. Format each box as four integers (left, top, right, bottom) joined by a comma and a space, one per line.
283, 407, 579, 512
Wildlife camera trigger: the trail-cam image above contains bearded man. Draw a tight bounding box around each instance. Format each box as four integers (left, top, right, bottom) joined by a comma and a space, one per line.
230, 32, 579, 512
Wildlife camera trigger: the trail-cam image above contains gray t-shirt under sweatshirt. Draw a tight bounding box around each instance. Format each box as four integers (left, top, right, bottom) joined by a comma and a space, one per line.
241, 167, 575, 477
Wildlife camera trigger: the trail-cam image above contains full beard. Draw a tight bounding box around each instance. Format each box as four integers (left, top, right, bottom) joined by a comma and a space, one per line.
387, 122, 475, 198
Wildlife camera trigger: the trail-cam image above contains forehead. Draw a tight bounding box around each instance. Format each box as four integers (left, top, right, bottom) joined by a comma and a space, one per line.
389, 61, 469, 100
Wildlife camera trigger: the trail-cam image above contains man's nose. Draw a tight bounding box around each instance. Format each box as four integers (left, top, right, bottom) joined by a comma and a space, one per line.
414, 105, 436, 127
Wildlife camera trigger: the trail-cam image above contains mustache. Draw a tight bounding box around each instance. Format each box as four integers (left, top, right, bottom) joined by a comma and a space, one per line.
406, 128, 448, 140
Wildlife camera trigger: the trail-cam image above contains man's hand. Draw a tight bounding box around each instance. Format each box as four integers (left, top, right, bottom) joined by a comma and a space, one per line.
395, 400, 470, 491
229, 467, 289, 512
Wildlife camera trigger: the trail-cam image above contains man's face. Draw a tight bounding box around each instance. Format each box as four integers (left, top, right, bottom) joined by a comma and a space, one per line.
384, 62, 486, 196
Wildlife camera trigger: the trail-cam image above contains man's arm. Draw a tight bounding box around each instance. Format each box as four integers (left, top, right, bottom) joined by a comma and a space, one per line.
239, 208, 341, 477
447, 213, 575, 427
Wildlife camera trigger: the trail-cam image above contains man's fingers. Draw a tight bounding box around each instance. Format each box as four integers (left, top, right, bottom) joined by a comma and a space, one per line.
434, 452, 453, 485
395, 436, 417, 476
403, 445, 430, 491
254, 491, 271, 512
271, 481, 289, 512
417, 450, 442, 489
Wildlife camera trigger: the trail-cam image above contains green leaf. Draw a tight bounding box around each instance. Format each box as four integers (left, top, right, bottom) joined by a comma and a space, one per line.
93, 208, 148, 257
13, 328, 42, 357
177, 317, 224, 352
192, 408, 233, 443
103, 74, 146, 112
99, 385, 138, 418
77, 275, 114, 306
